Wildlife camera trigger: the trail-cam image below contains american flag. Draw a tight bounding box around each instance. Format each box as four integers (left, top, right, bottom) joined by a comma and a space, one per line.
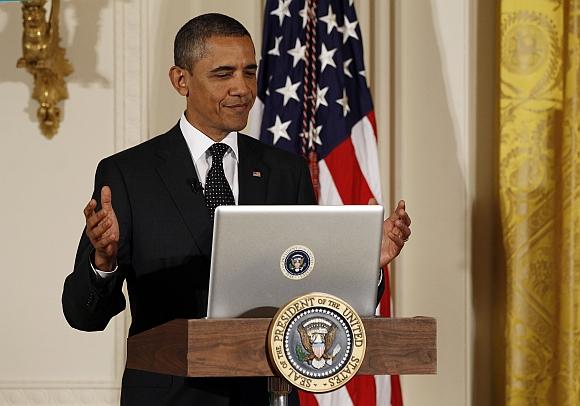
249, 0, 403, 405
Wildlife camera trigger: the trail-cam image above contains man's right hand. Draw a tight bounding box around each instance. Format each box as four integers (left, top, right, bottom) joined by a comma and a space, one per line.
84, 186, 119, 272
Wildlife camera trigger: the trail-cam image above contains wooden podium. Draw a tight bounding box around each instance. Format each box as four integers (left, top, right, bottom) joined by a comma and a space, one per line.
126, 316, 436, 403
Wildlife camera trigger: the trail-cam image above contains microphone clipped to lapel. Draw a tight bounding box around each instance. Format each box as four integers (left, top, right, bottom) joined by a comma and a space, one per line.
188, 178, 204, 193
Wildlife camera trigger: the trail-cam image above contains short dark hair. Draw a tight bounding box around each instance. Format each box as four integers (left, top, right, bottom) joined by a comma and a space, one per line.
174, 13, 251, 71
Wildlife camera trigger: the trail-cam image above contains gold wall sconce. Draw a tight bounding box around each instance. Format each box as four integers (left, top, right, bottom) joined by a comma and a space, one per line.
17, 0, 73, 139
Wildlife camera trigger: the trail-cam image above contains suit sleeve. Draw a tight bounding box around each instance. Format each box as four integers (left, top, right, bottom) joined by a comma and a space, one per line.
296, 157, 317, 205
62, 158, 131, 331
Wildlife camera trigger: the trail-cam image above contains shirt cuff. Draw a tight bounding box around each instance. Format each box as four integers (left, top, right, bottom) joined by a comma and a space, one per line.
89, 249, 118, 279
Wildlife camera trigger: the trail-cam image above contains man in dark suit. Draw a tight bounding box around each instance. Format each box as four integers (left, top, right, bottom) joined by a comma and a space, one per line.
62, 13, 411, 406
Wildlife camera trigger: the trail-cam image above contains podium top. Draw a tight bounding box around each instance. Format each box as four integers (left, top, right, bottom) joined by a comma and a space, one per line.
126, 317, 436, 378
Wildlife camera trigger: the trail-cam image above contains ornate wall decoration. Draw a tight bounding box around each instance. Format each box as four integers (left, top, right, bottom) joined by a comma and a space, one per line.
17, 0, 73, 139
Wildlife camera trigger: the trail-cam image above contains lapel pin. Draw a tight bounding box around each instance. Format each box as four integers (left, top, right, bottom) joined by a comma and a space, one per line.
252, 171, 262, 178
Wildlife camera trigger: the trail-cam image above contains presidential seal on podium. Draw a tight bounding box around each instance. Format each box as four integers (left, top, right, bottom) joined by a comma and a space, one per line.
267, 292, 366, 393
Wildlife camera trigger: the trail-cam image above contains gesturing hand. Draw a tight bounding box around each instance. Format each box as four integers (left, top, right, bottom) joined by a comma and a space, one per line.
84, 186, 119, 272
369, 199, 412, 268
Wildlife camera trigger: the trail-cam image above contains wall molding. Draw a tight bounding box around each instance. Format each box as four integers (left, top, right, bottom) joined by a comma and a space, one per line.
114, 0, 150, 150
0, 382, 120, 390
0, 389, 118, 405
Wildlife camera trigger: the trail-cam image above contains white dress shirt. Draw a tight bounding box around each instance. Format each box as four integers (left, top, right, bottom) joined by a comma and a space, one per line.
93, 114, 239, 279
179, 113, 239, 203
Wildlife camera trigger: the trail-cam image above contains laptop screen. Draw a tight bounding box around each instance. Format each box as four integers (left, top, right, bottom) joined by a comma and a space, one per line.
206, 205, 384, 318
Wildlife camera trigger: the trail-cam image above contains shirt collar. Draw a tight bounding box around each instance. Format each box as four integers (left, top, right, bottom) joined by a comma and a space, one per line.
179, 113, 238, 162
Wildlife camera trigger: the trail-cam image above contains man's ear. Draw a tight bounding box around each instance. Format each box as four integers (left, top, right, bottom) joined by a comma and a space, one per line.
169, 66, 189, 97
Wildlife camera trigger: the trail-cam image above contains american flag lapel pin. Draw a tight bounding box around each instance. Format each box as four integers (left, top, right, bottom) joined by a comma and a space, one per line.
252, 171, 262, 178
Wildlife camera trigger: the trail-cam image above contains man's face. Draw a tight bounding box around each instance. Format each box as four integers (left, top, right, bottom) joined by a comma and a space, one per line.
184, 35, 257, 140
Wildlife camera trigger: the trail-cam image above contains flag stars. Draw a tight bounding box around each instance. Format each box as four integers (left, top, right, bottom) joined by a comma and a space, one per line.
276, 77, 301, 106
270, 0, 292, 26
268, 36, 282, 56
343, 58, 353, 78
310, 125, 324, 148
336, 89, 350, 117
268, 115, 292, 144
299, 1, 308, 28
319, 44, 337, 73
320, 5, 339, 34
288, 39, 307, 67
300, 125, 324, 149
266, 75, 273, 96
316, 85, 329, 110
339, 16, 359, 44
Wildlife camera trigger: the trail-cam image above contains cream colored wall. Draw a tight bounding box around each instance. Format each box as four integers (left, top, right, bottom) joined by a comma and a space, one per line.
0, 1, 495, 405
0, 1, 123, 404
391, 0, 496, 405
392, 0, 474, 404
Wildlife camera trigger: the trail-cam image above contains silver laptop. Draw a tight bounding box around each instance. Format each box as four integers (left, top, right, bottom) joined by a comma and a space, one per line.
206, 205, 384, 318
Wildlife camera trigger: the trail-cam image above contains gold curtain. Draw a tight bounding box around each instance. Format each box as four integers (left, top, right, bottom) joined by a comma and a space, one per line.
499, 0, 580, 404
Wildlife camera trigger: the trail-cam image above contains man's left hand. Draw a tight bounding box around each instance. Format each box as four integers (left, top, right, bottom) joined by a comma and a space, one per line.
369, 199, 411, 267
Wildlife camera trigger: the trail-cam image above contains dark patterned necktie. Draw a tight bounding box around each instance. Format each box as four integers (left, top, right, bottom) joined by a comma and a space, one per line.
204, 143, 235, 219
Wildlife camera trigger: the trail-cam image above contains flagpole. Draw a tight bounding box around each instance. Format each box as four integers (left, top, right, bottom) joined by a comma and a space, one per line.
267, 376, 291, 406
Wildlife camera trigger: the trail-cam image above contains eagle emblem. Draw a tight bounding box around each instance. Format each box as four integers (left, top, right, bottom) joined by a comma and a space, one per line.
290, 254, 306, 273
280, 246, 315, 279
268, 293, 367, 392
297, 318, 342, 369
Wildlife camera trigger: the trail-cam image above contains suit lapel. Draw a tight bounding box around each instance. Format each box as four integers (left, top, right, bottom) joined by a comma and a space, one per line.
155, 124, 212, 257
237, 134, 269, 205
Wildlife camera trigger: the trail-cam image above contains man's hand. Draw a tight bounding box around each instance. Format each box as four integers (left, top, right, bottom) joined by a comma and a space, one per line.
369, 198, 411, 267
84, 186, 119, 272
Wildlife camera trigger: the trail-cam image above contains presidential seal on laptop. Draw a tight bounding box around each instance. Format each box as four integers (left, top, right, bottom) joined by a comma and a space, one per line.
267, 292, 366, 393
280, 245, 315, 280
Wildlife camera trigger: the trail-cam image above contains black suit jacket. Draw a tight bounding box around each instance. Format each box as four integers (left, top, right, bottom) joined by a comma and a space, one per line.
62, 123, 316, 405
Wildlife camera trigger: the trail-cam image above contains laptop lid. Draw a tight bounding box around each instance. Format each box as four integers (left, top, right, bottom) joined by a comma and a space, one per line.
206, 205, 384, 318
